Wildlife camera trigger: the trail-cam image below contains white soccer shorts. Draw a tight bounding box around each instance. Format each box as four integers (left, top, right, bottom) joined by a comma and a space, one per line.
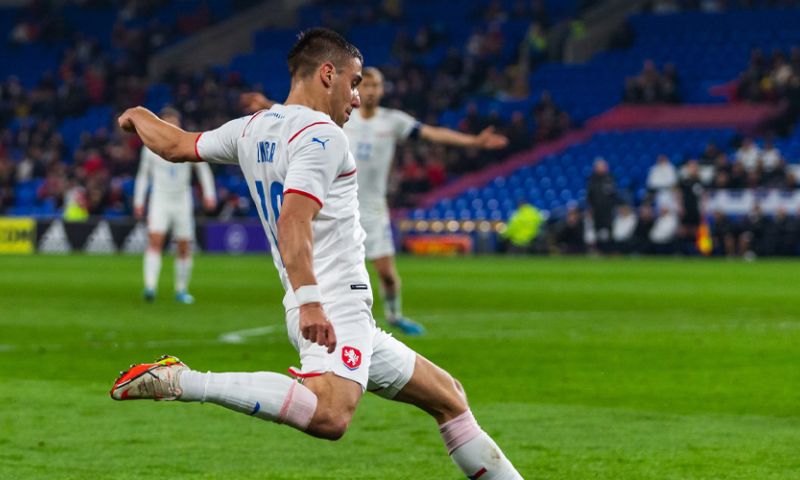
360, 212, 395, 260
147, 193, 194, 240
285, 295, 416, 399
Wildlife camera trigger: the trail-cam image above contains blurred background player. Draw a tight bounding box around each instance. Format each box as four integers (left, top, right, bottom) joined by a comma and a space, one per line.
133, 107, 217, 304
345, 67, 509, 334
242, 68, 508, 335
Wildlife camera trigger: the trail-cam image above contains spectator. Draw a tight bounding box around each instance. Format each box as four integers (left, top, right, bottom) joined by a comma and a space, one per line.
678, 160, 704, 252
646, 154, 678, 192
586, 157, 619, 253
523, 22, 548, 67
711, 210, 736, 256
700, 142, 721, 165
735, 137, 761, 172
0, 155, 15, 211
623, 59, 682, 104
504, 111, 532, 153
501, 202, 544, 253
552, 206, 585, 254
632, 204, 655, 254
737, 204, 770, 259
649, 206, 679, 254
612, 204, 638, 253
764, 207, 795, 256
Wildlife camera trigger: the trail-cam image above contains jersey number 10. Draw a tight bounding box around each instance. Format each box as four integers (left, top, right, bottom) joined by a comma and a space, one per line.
255, 180, 284, 252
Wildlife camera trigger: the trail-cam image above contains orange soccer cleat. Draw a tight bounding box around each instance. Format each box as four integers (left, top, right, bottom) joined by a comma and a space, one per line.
110, 354, 188, 401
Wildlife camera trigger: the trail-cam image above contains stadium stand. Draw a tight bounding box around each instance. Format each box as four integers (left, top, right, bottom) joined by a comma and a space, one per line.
3, 0, 800, 257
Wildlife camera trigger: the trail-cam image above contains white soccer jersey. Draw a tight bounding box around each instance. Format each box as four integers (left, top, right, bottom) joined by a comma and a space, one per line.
195, 104, 368, 310
133, 146, 216, 207
343, 107, 419, 216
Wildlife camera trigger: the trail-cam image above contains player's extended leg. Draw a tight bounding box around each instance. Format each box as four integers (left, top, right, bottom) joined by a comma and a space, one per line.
174, 238, 194, 304
392, 355, 523, 479
373, 255, 424, 335
143, 232, 165, 302
110, 357, 362, 441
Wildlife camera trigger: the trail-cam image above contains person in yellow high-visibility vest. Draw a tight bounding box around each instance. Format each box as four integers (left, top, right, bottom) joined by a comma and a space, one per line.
502, 202, 544, 252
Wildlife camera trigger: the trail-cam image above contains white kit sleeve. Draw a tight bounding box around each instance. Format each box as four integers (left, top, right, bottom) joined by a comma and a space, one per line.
195, 117, 249, 165
133, 147, 152, 208
194, 162, 217, 202
391, 109, 421, 141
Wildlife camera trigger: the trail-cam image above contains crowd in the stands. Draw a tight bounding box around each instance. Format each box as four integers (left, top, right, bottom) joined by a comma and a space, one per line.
2, 0, 579, 216
622, 60, 682, 105
546, 135, 800, 258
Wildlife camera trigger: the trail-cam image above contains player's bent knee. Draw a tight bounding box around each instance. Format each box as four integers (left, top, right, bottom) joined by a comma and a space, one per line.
306, 411, 351, 441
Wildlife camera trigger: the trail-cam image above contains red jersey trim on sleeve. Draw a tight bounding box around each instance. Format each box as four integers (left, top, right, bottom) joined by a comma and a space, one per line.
241, 109, 267, 137
285, 188, 323, 208
287, 121, 332, 145
337, 168, 357, 178
194, 132, 204, 161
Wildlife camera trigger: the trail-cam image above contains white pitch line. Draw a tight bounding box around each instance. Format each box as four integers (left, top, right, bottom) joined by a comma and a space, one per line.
218, 325, 279, 344
0, 325, 280, 353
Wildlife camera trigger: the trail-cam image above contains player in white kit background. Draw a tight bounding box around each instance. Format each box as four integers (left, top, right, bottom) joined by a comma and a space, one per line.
344, 67, 508, 334
133, 107, 217, 304
111, 29, 523, 479
242, 68, 509, 335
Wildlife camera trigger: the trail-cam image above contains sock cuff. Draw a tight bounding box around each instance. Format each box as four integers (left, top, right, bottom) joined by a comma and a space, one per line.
439, 409, 483, 454
277, 381, 318, 431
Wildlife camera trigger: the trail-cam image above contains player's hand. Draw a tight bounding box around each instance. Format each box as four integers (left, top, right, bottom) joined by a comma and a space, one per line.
299, 303, 337, 353
118, 108, 138, 133
475, 126, 509, 150
203, 197, 217, 212
240, 92, 274, 114
134, 205, 144, 220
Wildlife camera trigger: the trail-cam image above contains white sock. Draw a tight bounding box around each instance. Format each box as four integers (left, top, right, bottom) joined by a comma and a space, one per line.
382, 289, 402, 323
175, 256, 192, 293
144, 250, 162, 291
440, 410, 523, 479
178, 370, 318, 431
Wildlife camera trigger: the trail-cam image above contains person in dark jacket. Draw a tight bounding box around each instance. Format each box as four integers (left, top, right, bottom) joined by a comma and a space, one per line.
586, 157, 618, 253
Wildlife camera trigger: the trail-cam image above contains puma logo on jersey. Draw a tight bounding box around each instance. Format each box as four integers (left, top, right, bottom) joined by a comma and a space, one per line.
311, 137, 330, 149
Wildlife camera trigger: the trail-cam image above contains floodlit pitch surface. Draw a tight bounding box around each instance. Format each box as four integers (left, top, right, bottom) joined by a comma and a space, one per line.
1, 255, 799, 479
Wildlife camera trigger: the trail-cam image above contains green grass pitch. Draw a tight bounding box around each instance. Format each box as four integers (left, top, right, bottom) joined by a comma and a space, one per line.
1, 254, 799, 479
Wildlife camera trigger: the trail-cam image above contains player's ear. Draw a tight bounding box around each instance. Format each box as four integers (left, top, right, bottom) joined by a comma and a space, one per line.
320, 62, 335, 88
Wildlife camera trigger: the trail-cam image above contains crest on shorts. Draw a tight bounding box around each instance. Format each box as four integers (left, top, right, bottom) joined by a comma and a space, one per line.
341, 346, 361, 370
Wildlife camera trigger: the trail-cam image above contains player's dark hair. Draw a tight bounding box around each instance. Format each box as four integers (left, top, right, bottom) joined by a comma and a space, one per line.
287, 28, 363, 79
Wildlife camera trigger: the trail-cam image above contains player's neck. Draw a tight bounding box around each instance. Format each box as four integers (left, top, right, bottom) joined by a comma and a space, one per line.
285, 84, 331, 118
360, 105, 378, 119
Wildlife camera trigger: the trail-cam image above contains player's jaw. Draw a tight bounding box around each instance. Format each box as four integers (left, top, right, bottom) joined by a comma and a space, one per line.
331, 60, 362, 126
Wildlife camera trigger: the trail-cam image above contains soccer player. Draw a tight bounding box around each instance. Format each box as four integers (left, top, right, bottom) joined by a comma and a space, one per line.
346, 67, 507, 334
133, 107, 217, 304
243, 68, 509, 335
112, 29, 523, 479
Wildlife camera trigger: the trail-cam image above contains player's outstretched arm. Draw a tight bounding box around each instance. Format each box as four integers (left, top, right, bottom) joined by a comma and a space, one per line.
118, 106, 201, 163
419, 124, 509, 150
277, 193, 337, 354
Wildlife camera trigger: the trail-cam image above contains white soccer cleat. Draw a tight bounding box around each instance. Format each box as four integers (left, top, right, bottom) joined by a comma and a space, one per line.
110, 355, 188, 401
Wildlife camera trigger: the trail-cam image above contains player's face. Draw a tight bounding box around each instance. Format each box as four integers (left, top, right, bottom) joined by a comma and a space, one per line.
358, 75, 383, 109
331, 57, 363, 127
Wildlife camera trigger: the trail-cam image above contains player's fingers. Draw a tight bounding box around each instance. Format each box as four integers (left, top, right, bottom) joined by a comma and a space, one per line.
303, 326, 315, 342
326, 325, 337, 354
